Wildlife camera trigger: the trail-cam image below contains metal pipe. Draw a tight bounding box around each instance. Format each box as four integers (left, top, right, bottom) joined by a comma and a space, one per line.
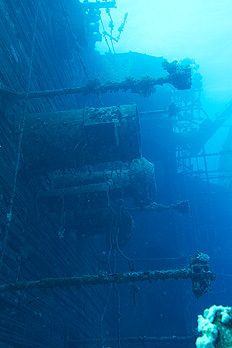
0, 252, 216, 300
70, 335, 197, 345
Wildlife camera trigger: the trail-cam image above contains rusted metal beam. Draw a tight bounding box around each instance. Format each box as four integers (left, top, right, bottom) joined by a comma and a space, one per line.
69, 334, 197, 345
0, 252, 216, 300
128, 200, 189, 213
1, 67, 192, 102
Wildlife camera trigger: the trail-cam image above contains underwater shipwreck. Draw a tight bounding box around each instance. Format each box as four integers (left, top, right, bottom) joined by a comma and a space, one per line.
0, 1, 232, 348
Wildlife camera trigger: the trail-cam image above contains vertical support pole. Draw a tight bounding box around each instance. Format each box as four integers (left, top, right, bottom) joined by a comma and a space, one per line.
202, 146, 210, 189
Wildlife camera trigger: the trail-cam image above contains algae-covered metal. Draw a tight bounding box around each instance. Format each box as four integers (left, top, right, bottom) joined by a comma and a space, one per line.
0, 252, 216, 300
23, 104, 141, 172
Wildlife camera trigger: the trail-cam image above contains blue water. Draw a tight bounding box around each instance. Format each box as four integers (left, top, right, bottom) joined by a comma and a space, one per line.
95, 0, 232, 344
1, 1, 232, 347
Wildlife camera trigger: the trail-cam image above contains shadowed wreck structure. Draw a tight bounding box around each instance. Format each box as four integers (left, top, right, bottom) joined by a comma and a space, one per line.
0, 1, 232, 348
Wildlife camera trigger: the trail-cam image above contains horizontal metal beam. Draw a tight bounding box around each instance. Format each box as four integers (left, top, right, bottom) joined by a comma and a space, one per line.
80, 1, 116, 9
1, 68, 192, 101
0, 252, 216, 300
69, 335, 197, 345
178, 150, 232, 159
